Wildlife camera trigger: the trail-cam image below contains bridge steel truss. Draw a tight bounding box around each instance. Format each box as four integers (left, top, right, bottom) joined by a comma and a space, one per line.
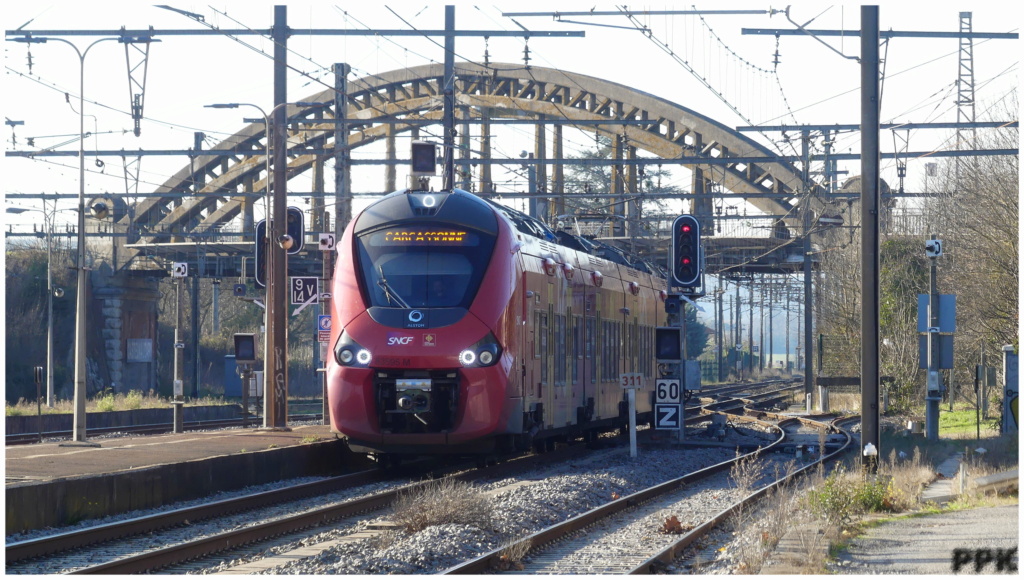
119, 62, 818, 275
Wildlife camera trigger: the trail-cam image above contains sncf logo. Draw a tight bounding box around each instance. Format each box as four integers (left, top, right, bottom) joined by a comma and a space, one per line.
387, 333, 414, 346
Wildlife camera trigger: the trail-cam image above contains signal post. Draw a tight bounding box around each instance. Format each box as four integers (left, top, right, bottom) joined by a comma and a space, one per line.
656, 215, 705, 443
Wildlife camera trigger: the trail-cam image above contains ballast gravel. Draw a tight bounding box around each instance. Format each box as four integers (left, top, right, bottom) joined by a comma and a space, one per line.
237, 445, 746, 575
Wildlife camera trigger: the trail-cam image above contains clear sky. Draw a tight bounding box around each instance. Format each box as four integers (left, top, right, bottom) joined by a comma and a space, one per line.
3, 2, 1018, 222
2, 2, 1019, 354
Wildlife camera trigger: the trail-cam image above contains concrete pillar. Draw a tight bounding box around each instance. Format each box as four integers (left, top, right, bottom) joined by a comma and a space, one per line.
385, 124, 397, 192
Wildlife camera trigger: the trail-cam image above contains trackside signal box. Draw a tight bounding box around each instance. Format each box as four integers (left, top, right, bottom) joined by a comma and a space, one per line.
234, 333, 258, 365
656, 326, 682, 363
411, 141, 437, 176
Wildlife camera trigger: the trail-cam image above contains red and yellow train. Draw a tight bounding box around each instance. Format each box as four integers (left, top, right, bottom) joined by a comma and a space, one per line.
326, 188, 668, 456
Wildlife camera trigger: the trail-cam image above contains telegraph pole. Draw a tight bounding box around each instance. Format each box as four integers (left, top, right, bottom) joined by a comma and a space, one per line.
925, 235, 943, 441
801, 131, 815, 412
173, 277, 184, 433
860, 5, 882, 474
264, 5, 290, 430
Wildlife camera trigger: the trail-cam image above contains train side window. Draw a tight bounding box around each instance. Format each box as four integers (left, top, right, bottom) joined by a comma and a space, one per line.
555, 314, 566, 385
613, 321, 620, 381
642, 325, 651, 378
600, 320, 607, 381
572, 315, 582, 384
586, 316, 596, 384
538, 311, 548, 384
602, 320, 614, 382
625, 323, 630, 376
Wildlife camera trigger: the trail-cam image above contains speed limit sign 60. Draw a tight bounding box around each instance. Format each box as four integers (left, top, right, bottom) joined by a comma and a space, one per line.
656, 379, 681, 403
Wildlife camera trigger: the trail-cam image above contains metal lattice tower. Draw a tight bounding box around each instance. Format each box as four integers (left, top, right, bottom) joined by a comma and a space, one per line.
956, 12, 977, 160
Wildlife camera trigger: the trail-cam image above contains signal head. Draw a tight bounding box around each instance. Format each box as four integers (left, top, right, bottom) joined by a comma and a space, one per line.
671, 214, 702, 287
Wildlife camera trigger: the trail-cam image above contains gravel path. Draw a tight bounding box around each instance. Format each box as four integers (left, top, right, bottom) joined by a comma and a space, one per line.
828, 505, 1019, 574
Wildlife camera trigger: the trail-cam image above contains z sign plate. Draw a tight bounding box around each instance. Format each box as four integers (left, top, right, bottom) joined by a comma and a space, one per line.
655, 404, 681, 430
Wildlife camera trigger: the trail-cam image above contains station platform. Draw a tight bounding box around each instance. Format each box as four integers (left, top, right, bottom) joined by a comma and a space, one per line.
5, 423, 364, 533
5, 423, 340, 485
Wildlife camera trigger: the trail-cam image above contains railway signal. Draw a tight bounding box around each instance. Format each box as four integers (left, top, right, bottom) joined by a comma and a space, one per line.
285, 207, 305, 254
411, 141, 437, 176
255, 219, 267, 288
255, 208, 305, 288
671, 215, 702, 287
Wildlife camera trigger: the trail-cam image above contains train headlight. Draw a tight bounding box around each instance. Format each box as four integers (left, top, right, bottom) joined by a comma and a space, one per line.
459, 333, 502, 368
334, 331, 372, 368
339, 349, 354, 364
478, 350, 495, 366
356, 349, 372, 365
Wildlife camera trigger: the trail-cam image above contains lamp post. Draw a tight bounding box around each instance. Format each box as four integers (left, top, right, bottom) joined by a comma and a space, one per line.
7, 204, 70, 408
204, 101, 325, 429
13, 36, 126, 445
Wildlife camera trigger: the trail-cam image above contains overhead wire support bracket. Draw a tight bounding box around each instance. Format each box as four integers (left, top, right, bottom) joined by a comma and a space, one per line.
121, 26, 157, 137
783, 6, 858, 62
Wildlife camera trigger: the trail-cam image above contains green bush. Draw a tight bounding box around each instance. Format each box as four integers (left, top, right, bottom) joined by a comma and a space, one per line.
807, 469, 856, 528
854, 477, 894, 513
95, 392, 116, 412
123, 390, 144, 410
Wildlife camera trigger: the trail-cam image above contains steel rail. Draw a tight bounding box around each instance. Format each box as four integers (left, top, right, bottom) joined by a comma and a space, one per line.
442, 410, 796, 574
55, 444, 590, 574
626, 415, 858, 574
5, 467, 392, 564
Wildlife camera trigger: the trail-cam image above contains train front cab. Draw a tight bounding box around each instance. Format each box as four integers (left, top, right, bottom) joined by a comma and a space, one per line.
327, 190, 522, 455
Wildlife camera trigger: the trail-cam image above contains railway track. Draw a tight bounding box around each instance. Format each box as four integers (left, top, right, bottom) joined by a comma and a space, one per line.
6, 380, 816, 574
443, 412, 856, 574
4, 381, 791, 446
4, 443, 595, 574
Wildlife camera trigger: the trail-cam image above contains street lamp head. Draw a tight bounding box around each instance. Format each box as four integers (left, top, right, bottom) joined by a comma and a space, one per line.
205, 103, 241, 109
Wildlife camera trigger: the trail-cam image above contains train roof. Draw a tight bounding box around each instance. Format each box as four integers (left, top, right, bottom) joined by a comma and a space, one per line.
478, 194, 665, 277
361, 188, 665, 278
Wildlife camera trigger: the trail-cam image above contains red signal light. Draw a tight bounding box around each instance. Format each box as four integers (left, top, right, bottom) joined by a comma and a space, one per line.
681, 224, 692, 233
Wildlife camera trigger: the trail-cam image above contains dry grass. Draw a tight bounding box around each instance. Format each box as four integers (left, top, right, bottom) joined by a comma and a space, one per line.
5, 391, 230, 415
496, 536, 532, 571
825, 392, 861, 414
723, 436, 1015, 574
390, 478, 492, 533
880, 447, 934, 511
729, 449, 767, 533
953, 435, 1019, 501
730, 449, 766, 496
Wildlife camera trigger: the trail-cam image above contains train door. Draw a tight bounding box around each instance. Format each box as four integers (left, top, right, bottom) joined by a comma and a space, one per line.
522, 257, 542, 417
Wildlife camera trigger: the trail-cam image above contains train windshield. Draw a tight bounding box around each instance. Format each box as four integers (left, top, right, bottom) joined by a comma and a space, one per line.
355, 224, 496, 309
